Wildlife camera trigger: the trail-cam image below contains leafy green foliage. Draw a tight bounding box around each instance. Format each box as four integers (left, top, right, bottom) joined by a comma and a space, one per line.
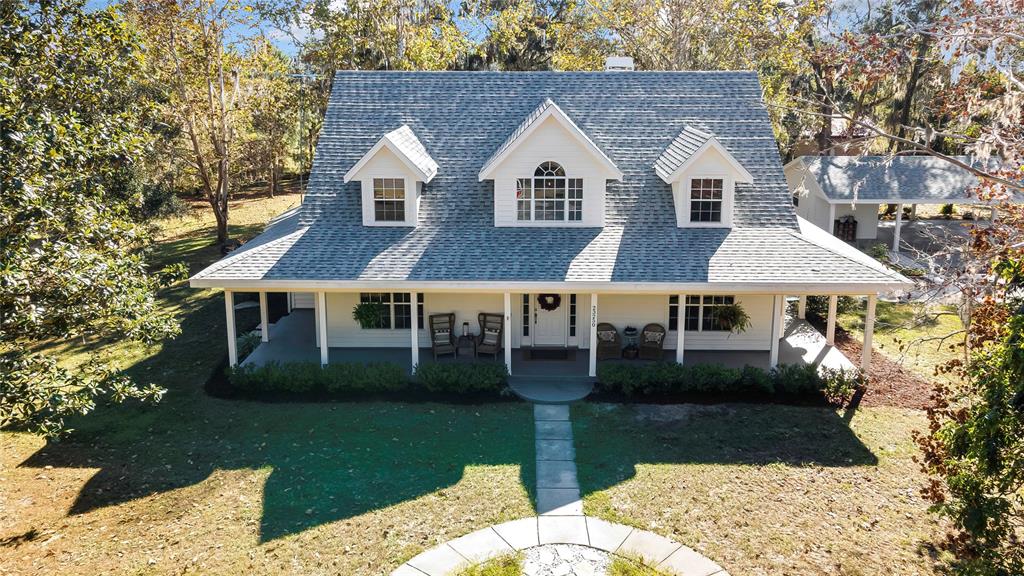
454, 553, 523, 576
0, 0, 180, 437
413, 362, 509, 393
595, 362, 862, 404
352, 302, 389, 329
805, 295, 859, 319
228, 361, 408, 394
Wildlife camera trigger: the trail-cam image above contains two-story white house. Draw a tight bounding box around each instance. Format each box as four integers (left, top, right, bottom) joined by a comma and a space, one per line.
190, 70, 909, 380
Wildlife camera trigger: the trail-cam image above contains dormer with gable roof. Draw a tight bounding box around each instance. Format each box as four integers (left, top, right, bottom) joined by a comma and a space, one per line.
344, 125, 438, 227
655, 125, 753, 228
478, 98, 623, 227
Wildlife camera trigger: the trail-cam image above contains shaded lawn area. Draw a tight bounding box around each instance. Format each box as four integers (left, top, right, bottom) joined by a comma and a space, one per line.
574, 403, 950, 575
1, 192, 535, 575
838, 300, 965, 384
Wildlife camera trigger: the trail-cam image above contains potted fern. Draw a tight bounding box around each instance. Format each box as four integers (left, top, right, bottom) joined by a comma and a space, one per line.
717, 302, 751, 334
352, 302, 388, 329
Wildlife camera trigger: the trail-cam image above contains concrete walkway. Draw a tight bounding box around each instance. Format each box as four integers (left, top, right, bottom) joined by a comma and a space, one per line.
390, 515, 728, 576
534, 404, 583, 515
509, 377, 594, 404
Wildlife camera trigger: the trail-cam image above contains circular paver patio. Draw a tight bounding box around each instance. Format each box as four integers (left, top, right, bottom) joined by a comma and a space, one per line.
389, 515, 729, 576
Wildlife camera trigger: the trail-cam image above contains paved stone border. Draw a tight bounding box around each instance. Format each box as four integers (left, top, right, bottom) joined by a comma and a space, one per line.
389, 516, 729, 576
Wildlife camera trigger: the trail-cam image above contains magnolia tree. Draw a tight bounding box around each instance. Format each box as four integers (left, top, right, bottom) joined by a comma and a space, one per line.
0, 0, 181, 437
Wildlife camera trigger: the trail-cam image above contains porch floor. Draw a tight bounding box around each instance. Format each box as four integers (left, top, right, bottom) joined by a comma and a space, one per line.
241, 309, 854, 380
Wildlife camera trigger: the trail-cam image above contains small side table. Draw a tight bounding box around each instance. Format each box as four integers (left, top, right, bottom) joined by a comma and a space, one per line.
456, 334, 477, 358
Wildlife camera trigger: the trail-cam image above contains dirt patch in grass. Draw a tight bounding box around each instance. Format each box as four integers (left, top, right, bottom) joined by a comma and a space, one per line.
574, 403, 951, 576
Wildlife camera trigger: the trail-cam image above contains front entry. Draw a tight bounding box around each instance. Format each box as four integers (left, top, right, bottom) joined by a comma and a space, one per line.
533, 293, 568, 346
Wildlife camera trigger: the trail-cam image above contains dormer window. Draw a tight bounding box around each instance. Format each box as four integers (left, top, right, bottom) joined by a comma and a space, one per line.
689, 178, 724, 223
373, 178, 405, 222
516, 162, 583, 222
655, 125, 753, 229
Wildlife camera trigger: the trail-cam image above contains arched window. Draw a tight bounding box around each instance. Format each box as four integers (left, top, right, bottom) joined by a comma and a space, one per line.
517, 162, 583, 222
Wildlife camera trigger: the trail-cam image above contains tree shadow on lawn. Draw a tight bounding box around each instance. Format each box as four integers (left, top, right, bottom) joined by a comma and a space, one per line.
16, 289, 537, 543
572, 402, 878, 498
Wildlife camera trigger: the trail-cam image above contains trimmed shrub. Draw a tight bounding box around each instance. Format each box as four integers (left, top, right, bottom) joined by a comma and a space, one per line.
229, 361, 324, 393
323, 362, 407, 393
414, 362, 509, 393
595, 361, 854, 404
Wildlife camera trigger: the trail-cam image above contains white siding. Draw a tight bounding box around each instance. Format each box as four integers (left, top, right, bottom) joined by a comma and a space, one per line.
597, 294, 775, 351
490, 117, 611, 227
672, 146, 738, 228
290, 292, 315, 309
834, 202, 880, 240
324, 292, 523, 348
350, 146, 421, 227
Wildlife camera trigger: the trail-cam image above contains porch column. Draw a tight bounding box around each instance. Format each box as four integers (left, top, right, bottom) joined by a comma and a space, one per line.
317, 291, 328, 366
893, 203, 904, 252
828, 203, 836, 234
259, 291, 269, 342
826, 295, 838, 346
409, 291, 419, 373
675, 294, 685, 365
503, 292, 512, 375
769, 294, 782, 368
797, 295, 807, 320
861, 294, 877, 372
225, 290, 238, 367
777, 295, 788, 339
286, 292, 293, 314
588, 293, 598, 377
910, 203, 917, 220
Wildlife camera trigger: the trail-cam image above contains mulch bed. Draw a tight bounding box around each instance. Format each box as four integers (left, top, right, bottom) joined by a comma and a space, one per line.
808, 314, 935, 410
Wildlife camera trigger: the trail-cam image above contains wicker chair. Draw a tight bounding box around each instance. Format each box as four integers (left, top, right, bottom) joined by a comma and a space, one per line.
476, 313, 504, 359
595, 322, 621, 360
429, 313, 456, 359
638, 323, 666, 360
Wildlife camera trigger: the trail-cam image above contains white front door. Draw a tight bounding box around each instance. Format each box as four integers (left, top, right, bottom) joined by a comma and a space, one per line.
533, 294, 567, 346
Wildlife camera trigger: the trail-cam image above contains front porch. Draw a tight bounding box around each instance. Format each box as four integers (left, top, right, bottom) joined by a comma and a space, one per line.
239, 305, 856, 383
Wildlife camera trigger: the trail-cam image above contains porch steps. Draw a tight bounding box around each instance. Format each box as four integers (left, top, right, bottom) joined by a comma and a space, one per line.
534, 404, 584, 516
509, 376, 593, 404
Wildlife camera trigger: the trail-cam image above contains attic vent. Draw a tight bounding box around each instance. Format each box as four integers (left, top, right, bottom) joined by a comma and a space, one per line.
604, 56, 634, 72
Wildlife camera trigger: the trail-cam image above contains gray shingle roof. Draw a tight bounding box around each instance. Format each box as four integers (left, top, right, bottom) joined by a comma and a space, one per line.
654, 125, 714, 182
192, 71, 908, 289
798, 155, 1005, 202
383, 125, 438, 181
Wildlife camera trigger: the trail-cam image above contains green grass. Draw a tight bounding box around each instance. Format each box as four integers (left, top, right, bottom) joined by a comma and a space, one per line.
608, 556, 665, 575
838, 301, 965, 382
0, 192, 534, 575
573, 403, 950, 575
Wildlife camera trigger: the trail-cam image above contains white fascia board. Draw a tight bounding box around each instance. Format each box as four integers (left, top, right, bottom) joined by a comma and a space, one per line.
190, 278, 907, 294
822, 196, 998, 205
477, 104, 623, 182
343, 136, 435, 184
661, 137, 754, 184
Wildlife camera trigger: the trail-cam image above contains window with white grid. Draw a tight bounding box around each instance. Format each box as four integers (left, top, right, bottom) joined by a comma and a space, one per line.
373, 178, 405, 222
689, 178, 723, 223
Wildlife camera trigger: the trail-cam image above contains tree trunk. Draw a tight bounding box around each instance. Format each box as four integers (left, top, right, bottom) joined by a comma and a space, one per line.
268, 156, 277, 198
891, 33, 932, 152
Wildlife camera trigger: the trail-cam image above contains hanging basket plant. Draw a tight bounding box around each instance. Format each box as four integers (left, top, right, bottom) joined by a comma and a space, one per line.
352, 302, 388, 329
536, 294, 562, 312
717, 302, 751, 334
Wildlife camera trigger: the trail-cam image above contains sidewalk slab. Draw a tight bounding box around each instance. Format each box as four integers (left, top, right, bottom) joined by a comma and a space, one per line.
537, 515, 589, 545
536, 460, 578, 489
657, 545, 725, 576
537, 488, 583, 515
536, 439, 576, 461
491, 517, 539, 550
447, 527, 514, 563
406, 544, 467, 576
534, 404, 570, 421
534, 420, 573, 440
585, 517, 633, 552
617, 528, 682, 565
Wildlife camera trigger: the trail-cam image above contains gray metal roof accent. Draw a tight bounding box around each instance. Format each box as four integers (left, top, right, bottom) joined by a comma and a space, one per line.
384, 125, 438, 181
654, 125, 714, 182
192, 71, 907, 288
798, 155, 1003, 202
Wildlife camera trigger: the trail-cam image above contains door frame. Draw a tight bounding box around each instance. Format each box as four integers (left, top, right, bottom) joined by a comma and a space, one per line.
531, 293, 568, 347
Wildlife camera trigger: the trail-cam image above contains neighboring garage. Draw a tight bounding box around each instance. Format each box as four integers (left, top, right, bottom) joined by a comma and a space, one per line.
784, 155, 1010, 252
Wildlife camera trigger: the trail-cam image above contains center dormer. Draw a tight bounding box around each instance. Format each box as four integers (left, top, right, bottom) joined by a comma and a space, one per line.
478, 99, 623, 227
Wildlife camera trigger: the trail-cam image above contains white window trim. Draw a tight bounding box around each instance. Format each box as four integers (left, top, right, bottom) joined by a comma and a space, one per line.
516, 168, 583, 223
679, 173, 734, 228
361, 177, 418, 227
682, 295, 737, 332
358, 292, 424, 330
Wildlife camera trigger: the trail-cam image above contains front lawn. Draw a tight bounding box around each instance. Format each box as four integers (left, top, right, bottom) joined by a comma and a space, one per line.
574, 403, 950, 575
